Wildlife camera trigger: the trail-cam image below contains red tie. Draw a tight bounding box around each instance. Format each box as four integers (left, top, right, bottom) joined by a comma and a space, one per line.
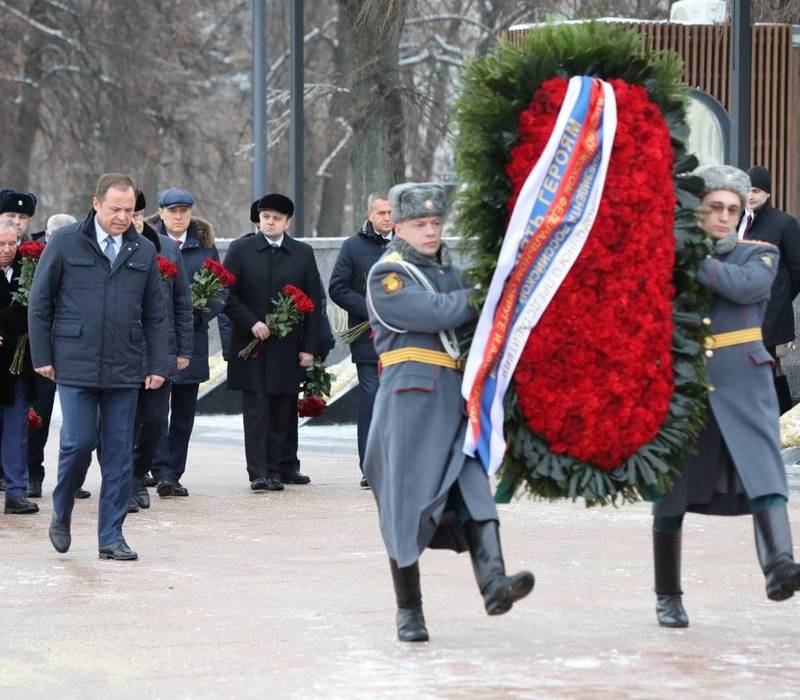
744, 214, 753, 237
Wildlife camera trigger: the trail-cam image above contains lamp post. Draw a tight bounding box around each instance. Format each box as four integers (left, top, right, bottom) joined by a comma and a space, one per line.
730, 0, 751, 169
252, 0, 267, 200
290, 0, 305, 236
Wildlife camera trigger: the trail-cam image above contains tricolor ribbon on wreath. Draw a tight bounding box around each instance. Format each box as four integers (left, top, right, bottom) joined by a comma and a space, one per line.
461, 75, 618, 475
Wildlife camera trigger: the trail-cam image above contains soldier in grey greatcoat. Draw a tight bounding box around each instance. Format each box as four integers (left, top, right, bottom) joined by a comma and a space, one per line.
652, 165, 800, 628
365, 182, 534, 643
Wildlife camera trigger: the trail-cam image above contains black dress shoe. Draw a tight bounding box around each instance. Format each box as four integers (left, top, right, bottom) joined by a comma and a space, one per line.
360, 476, 370, 489
656, 594, 689, 628
74, 488, 91, 499
135, 479, 150, 509
173, 481, 189, 497
49, 516, 71, 553
250, 478, 269, 491
396, 605, 429, 642
99, 540, 138, 561
127, 496, 140, 513
265, 476, 285, 491
281, 472, 310, 485
143, 473, 157, 487
27, 480, 43, 498
157, 479, 177, 497
4, 495, 40, 514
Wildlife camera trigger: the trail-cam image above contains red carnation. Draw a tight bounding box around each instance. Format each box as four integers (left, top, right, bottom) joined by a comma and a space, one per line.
17, 241, 45, 259
27, 408, 44, 430
298, 395, 327, 417
282, 284, 315, 315
157, 255, 178, 280
505, 76, 675, 468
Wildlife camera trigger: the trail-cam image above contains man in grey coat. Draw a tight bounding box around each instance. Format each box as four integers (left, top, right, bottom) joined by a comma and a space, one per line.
365, 182, 534, 643
28, 173, 171, 561
652, 165, 800, 628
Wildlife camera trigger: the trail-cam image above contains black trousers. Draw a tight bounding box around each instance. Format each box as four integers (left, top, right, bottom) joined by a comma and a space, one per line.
132, 381, 171, 479
242, 391, 297, 481
27, 374, 57, 482
767, 345, 794, 414
152, 383, 199, 482
355, 362, 379, 471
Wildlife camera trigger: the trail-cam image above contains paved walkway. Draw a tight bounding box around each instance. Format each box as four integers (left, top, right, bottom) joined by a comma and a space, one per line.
1, 423, 799, 699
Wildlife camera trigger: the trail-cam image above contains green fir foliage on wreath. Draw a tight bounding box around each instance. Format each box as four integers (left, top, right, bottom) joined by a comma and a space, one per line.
453, 22, 711, 506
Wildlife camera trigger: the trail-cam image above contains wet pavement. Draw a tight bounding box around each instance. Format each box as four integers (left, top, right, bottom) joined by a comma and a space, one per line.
1, 421, 800, 699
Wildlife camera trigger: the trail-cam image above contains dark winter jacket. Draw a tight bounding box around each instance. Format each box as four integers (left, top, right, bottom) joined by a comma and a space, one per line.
138, 222, 194, 376
328, 221, 392, 363
27, 211, 171, 388
0, 258, 36, 404
224, 232, 323, 394
744, 201, 800, 346
146, 215, 224, 384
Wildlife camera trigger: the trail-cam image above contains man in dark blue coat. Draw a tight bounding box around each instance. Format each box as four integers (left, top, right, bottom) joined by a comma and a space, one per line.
129, 191, 193, 511
146, 188, 224, 498
329, 192, 394, 487
28, 173, 171, 561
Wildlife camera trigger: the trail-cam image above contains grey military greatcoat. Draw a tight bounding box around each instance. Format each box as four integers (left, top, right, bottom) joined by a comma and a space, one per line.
364, 239, 498, 568
655, 241, 788, 517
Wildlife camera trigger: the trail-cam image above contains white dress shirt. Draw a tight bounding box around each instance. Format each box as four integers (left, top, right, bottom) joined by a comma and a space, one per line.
263, 233, 284, 248
737, 208, 754, 240
2, 266, 12, 283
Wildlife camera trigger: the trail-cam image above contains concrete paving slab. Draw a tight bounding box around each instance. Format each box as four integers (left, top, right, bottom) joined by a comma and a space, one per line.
1, 422, 799, 699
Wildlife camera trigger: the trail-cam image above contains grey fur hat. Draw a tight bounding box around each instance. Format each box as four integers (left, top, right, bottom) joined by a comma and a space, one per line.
388, 182, 447, 222
692, 164, 750, 206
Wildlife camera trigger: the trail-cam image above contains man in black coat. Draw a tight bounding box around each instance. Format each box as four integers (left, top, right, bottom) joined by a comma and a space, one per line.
224, 193, 322, 491
28, 173, 171, 560
0, 217, 39, 514
739, 165, 800, 413
329, 192, 394, 487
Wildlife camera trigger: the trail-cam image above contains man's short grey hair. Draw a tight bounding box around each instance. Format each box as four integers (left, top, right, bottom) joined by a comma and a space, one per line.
46, 213, 77, 235
367, 192, 389, 210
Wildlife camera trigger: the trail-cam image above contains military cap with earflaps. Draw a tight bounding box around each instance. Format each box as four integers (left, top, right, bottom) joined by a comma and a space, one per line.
388, 182, 447, 223
691, 165, 750, 207
135, 189, 147, 212
0, 189, 38, 216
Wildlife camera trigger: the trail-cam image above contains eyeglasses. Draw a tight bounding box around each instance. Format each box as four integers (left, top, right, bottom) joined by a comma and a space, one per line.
706, 202, 741, 217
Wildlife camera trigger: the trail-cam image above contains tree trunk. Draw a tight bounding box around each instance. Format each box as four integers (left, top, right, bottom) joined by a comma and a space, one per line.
338, 0, 407, 231
315, 11, 352, 236
2, 0, 49, 189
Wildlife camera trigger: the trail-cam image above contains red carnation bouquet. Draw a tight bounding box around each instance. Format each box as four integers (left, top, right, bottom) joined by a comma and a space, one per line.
27, 407, 44, 429
157, 255, 178, 281
191, 258, 236, 313
10, 241, 46, 375
238, 284, 315, 359
298, 358, 334, 417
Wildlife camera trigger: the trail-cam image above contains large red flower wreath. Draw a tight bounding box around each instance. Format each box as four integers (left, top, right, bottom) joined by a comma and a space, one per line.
508, 77, 675, 468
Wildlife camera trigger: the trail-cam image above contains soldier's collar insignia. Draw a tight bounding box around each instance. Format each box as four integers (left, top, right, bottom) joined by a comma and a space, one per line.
381, 272, 403, 294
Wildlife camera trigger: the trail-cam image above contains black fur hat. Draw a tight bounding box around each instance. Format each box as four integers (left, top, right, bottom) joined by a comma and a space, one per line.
252, 193, 294, 221
0, 189, 37, 216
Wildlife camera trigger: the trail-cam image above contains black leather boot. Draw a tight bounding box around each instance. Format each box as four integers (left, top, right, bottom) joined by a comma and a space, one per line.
653, 528, 689, 628
753, 505, 800, 601
464, 520, 534, 615
389, 559, 429, 642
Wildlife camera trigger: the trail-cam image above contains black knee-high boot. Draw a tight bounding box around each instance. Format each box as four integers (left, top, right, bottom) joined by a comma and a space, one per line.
463, 519, 534, 615
753, 505, 800, 601
388, 558, 429, 642
653, 528, 689, 628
